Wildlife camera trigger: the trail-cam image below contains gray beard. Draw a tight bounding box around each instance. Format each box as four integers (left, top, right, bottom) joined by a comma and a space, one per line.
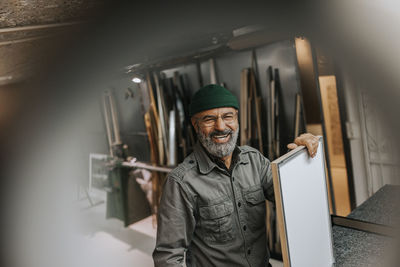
197, 126, 239, 158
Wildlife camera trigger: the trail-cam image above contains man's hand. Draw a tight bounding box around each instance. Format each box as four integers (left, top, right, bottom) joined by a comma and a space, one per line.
287, 133, 319, 158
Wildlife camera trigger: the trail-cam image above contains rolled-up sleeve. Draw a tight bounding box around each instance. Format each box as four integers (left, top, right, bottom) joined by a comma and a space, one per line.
153, 175, 196, 267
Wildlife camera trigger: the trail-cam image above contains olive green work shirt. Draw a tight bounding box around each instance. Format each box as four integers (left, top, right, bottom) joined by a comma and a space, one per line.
153, 142, 275, 267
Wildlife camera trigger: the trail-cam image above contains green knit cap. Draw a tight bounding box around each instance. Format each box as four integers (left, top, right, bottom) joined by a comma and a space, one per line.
189, 84, 239, 117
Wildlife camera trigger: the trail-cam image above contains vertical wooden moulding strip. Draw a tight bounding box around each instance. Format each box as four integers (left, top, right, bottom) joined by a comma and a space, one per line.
247, 97, 252, 144
109, 90, 122, 145
270, 79, 275, 158
240, 69, 248, 146
256, 96, 263, 153
249, 69, 263, 153
153, 72, 169, 164
271, 163, 290, 267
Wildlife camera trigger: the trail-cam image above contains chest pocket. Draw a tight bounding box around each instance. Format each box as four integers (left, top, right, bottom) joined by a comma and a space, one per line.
199, 200, 234, 243
244, 187, 266, 231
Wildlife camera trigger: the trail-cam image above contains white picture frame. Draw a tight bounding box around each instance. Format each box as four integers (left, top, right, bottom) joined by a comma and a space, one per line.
271, 137, 335, 267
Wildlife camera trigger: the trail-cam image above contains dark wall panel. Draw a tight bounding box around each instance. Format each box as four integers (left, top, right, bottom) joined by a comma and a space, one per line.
256, 39, 301, 150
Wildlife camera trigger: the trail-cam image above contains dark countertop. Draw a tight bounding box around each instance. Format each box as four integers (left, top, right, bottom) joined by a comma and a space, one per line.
333, 185, 400, 267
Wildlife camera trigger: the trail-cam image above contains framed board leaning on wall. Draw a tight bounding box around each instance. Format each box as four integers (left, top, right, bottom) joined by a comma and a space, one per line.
272, 137, 335, 267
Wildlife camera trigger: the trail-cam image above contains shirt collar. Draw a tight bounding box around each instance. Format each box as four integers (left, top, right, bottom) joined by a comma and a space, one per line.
193, 142, 249, 174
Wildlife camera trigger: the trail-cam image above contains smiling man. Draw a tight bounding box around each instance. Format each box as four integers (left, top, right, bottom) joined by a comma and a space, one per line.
153, 84, 318, 267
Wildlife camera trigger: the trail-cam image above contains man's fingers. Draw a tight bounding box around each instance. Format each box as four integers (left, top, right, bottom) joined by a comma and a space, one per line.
305, 143, 314, 157
292, 133, 319, 157
287, 143, 298, 150
309, 139, 318, 157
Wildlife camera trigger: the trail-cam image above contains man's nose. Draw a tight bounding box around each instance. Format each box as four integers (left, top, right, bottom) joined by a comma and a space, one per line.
214, 116, 226, 131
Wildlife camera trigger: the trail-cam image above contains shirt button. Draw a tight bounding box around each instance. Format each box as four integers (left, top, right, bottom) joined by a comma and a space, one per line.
237, 202, 241, 207
243, 225, 247, 231
232, 177, 235, 182
247, 249, 251, 255
189, 160, 194, 164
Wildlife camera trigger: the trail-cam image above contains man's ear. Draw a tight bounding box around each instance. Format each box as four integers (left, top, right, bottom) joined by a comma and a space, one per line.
191, 117, 198, 132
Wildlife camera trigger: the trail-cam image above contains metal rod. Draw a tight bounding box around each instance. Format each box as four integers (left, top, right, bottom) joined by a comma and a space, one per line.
103, 93, 114, 156
121, 161, 173, 173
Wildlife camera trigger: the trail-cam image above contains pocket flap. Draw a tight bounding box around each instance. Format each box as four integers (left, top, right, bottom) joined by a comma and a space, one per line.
199, 201, 234, 219
244, 188, 265, 204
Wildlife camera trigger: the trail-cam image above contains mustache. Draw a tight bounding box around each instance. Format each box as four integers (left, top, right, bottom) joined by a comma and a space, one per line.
209, 129, 232, 138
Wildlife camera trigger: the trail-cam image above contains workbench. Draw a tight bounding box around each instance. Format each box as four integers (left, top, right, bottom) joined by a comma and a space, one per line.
332, 185, 400, 266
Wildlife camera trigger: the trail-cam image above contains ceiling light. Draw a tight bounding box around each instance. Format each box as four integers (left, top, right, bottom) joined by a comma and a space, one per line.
132, 77, 142, 83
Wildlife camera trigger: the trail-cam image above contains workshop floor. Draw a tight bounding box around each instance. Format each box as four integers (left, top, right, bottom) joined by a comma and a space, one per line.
80, 189, 283, 267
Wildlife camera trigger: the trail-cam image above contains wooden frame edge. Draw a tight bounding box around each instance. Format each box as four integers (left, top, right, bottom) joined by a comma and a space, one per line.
271, 162, 290, 267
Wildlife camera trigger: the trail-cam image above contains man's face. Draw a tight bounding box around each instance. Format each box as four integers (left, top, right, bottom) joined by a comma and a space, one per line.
191, 107, 239, 158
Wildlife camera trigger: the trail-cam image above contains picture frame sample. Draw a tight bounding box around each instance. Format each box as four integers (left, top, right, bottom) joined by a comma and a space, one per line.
271, 137, 334, 267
